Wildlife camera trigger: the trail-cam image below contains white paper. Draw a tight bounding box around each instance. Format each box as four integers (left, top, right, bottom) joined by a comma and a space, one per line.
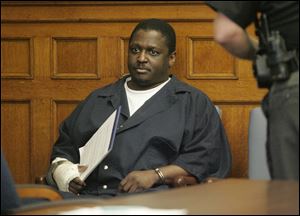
79, 107, 120, 180
59, 205, 187, 215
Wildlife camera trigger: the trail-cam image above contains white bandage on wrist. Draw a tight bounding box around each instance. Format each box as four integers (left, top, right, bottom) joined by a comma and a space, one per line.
51, 157, 68, 165
52, 160, 80, 192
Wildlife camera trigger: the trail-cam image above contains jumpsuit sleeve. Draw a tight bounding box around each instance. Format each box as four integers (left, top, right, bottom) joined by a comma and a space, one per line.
173, 94, 232, 182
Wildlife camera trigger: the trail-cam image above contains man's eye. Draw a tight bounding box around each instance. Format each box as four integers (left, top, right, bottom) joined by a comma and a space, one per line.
131, 47, 140, 53
149, 50, 159, 56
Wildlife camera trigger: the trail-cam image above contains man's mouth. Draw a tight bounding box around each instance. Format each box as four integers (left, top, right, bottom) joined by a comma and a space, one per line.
135, 68, 150, 73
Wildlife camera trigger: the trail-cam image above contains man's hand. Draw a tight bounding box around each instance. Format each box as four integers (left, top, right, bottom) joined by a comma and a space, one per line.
119, 170, 159, 193
68, 177, 86, 195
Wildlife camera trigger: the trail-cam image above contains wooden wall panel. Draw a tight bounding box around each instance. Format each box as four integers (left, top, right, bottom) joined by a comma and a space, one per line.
1, 38, 33, 78
52, 37, 99, 79
52, 100, 80, 144
187, 37, 237, 79
30, 99, 52, 182
1, 101, 31, 183
0, 2, 216, 22
1, 1, 268, 183
120, 37, 130, 76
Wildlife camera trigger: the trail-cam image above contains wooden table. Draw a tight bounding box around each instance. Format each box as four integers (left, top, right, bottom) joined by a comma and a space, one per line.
14, 178, 299, 215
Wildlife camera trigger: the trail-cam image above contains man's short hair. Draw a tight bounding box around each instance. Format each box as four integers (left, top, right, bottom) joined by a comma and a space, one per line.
129, 18, 176, 54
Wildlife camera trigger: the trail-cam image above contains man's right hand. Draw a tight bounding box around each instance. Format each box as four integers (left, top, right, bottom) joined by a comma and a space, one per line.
69, 177, 86, 195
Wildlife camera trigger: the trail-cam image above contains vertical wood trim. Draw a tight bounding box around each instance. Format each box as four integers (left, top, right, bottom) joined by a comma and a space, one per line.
31, 99, 52, 181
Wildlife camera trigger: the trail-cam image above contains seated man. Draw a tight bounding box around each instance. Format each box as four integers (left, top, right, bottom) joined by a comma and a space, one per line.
46, 18, 232, 198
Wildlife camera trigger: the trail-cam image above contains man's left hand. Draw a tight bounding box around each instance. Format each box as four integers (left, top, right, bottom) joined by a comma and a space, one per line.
118, 170, 159, 193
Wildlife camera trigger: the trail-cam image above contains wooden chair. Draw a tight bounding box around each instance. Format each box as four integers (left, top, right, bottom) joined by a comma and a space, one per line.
1, 151, 62, 215
16, 184, 63, 201
170, 175, 220, 187
248, 107, 270, 179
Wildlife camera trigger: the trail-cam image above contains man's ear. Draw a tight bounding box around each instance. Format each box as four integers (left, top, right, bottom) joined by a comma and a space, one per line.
168, 51, 176, 67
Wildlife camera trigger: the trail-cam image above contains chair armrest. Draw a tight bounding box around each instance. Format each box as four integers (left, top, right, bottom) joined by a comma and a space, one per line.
35, 176, 47, 185
170, 175, 221, 187
16, 184, 63, 201
201, 177, 221, 184
170, 175, 198, 187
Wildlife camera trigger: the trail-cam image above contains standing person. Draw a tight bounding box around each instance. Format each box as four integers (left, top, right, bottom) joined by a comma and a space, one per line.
205, 1, 299, 180
46, 18, 231, 198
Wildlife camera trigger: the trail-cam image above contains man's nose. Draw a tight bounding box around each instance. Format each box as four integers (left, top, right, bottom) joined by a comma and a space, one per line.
137, 51, 148, 63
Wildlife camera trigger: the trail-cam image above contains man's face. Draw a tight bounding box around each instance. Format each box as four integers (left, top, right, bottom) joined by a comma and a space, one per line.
127, 29, 176, 90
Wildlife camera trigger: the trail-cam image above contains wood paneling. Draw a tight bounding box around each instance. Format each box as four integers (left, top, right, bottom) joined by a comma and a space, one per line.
52, 37, 99, 79
1, 101, 31, 183
1, 38, 33, 78
0, 1, 216, 22
187, 37, 237, 79
1, 1, 268, 183
52, 100, 80, 144
217, 103, 259, 177
120, 37, 130, 76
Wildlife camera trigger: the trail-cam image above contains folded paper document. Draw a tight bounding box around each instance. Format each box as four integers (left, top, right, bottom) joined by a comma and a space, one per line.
79, 106, 121, 180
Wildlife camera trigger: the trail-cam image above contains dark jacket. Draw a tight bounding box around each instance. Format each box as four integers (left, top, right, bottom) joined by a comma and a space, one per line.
49, 75, 231, 197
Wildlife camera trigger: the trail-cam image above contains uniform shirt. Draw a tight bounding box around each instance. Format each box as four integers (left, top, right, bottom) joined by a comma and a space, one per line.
49, 75, 231, 197
205, 1, 299, 51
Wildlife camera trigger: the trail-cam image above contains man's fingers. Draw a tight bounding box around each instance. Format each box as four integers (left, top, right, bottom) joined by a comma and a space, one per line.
68, 186, 79, 195
122, 182, 131, 192
72, 177, 86, 186
119, 178, 128, 191
128, 184, 138, 193
69, 181, 83, 191
68, 177, 86, 194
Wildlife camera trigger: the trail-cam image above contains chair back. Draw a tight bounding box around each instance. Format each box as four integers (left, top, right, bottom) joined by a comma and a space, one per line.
248, 107, 270, 180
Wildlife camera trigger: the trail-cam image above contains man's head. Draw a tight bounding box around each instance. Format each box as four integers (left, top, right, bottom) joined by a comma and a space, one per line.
129, 19, 176, 54
127, 19, 176, 90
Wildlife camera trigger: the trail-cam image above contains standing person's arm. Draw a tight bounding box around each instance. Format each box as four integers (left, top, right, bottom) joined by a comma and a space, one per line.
205, 1, 259, 60
213, 13, 258, 60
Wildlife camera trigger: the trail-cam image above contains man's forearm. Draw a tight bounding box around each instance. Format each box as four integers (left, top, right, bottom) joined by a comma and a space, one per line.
219, 29, 257, 60
214, 13, 258, 60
